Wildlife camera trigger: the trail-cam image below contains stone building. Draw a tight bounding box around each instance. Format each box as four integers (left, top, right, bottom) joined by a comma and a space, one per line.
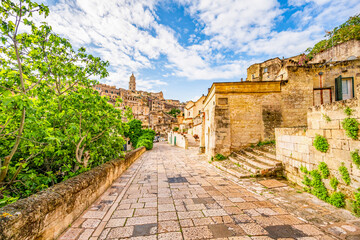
200, 40, 360, 157
183, 96, 206, 135
94, 74, 183, 132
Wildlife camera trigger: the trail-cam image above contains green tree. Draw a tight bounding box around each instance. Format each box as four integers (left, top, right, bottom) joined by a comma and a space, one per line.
0, 0, 128, 206
168, 108, 181, 118
306, 14, 360, 59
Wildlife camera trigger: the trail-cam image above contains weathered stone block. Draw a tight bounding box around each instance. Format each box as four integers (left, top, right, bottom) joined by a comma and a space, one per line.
331, 129, 345, 140
319, 120, 340, 130
306, 129, 325, 138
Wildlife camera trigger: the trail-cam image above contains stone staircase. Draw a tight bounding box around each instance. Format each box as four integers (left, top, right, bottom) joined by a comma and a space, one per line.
212, 145, 283, 178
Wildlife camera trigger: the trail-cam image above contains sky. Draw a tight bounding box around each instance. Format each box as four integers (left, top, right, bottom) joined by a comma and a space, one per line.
35, 0, 360, 102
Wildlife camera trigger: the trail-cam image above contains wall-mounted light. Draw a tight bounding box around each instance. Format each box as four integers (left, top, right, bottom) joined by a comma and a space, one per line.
318, 72, 324, 76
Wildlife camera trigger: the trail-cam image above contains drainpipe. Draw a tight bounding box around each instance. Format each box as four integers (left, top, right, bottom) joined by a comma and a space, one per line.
319, 72, 324, 105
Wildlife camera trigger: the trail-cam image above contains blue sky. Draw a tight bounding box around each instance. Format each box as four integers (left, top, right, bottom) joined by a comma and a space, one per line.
36, 0, 360, 102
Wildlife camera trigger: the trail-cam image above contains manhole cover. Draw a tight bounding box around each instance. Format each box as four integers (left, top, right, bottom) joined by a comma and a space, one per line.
168, 177, 188, 183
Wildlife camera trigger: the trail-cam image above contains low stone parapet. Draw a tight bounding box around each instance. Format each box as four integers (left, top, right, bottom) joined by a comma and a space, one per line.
0, 147, 146, 240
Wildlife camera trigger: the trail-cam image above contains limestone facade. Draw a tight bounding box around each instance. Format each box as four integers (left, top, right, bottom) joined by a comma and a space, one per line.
183, 95, 206, 134
200, 43, 360, 157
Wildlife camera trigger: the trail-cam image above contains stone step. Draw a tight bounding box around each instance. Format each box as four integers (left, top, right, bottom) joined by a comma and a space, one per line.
232, 152, 273, 169
228, 156, 261, 175
252, 148, 277, 160
242, 150, 282, 167
212, 161, 252, 178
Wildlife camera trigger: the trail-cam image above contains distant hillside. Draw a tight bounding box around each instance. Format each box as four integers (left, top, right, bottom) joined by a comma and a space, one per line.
306, 14, 360, 60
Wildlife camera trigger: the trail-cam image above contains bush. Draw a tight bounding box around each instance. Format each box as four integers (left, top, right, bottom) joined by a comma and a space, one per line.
136, 129, 156, 150
136, 138, 153, 150
313, 135, 329, 153
328, 192, 346, 208
310, 170, 328, 201
318, 162, 330, 179
256, 140, 275, 147
342, 118, 359, 140
354, 190, 360, 216
330, 177, 339, 190
351, 150, 360, 168
215, 154, 227, 161
173, 127, 179, 132
339, 164, 351, 185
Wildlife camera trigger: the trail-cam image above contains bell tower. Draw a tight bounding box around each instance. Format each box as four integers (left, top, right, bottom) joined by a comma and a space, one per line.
129, 73, 136, 91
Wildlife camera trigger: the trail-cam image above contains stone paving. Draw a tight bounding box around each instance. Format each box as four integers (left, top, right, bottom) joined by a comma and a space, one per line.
59, 142, 356, 240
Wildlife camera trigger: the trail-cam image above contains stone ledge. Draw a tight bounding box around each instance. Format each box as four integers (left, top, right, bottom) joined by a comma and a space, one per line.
0, 146, 146, 240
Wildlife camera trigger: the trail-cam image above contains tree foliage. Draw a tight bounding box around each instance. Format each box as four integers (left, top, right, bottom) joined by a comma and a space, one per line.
168, 108, 181, 118
306, 14, 360, 59
0, 0, 129, 207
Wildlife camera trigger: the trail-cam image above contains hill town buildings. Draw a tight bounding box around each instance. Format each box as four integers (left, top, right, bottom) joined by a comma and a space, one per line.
94, 74, 184, 133
179, 40, 360, 157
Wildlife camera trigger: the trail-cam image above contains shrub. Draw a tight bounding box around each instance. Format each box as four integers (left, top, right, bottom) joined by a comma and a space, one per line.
318, 162, 330, 179
330, 177, 339, 190
339, 164, 351, 185
354, 190, 360, 216
215, 154, 227, 161
136, 138, 153, 150
328, 192, 346, 208
173, 127, 179, 132
302, 175, 311, 187
344, 107, 353, 116
342, 117, 359, 140
323, 114, 331, 122
300, 165, 309, 174
135, 129, 156, 150
310, 170, 328, 201
351, 150, 360, 168
256, 140, 275, 147
313, 135, 329, 153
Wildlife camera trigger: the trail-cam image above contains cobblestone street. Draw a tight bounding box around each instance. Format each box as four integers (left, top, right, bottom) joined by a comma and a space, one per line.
59, 143, 357, 240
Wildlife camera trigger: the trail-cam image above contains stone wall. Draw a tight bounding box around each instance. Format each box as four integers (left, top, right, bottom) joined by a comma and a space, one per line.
276, 97, 360, 200
309, 40, 360, 64
0, 147, 146, 240
168, 132, 188, 149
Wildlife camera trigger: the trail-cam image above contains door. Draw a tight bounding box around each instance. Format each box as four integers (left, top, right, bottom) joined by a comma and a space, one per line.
174, 136, 176, 145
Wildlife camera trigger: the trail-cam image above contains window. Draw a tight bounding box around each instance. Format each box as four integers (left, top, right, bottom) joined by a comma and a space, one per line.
264, 67, 268, 73
335, 75, 354, 101
252, 74, 255, 79
218, 98, 228, 105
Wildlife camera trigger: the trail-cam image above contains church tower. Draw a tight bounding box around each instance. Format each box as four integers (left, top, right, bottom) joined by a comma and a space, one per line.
129, 73, 136, 91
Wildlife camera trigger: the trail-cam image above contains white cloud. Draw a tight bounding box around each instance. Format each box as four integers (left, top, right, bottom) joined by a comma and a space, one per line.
33, 0, 360, 90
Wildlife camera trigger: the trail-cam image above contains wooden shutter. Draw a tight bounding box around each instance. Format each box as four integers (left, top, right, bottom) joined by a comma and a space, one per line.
335, 75, 342, 101
351, 77, 355, 98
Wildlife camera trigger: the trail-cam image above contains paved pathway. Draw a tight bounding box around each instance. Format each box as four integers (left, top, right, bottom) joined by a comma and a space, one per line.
60, 142, 338, 240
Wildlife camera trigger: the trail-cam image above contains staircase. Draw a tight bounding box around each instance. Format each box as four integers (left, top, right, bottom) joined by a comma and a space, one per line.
212, 145, 283, 178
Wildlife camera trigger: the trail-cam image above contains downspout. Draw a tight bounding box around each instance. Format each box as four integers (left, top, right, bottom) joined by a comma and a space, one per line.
319, 72, 324, 105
